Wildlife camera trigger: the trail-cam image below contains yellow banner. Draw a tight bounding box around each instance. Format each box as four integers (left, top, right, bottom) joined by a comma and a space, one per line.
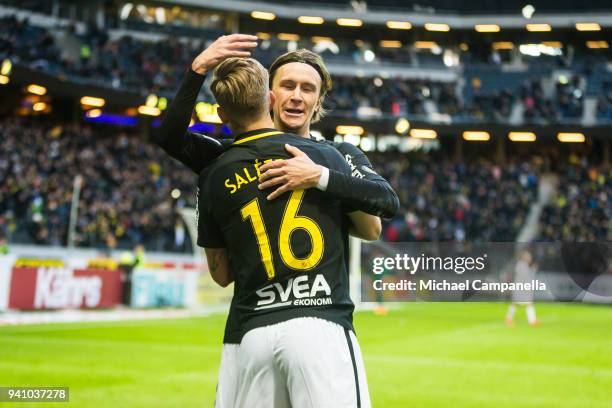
15, 259, 64, 268
87, 259, 119, 270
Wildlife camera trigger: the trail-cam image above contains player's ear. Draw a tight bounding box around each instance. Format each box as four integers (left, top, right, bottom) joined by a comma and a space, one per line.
314, 96, 324, 114
268, 90, 276, 109
217, 106, 229, 124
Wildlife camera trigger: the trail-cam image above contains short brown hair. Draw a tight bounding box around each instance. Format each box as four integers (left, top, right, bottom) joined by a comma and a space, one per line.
269, 49, 332, 123
210, 58, 269, 127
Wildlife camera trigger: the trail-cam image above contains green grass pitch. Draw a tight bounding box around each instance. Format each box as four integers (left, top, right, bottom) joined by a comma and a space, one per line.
1, 303, 611, 407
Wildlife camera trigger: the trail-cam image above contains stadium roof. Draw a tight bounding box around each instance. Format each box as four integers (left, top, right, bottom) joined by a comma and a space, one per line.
163, 0, 612, 29
262, 0, 612, 14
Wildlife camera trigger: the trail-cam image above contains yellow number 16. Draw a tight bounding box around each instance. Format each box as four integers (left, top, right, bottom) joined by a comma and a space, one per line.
240, 190, 324, 280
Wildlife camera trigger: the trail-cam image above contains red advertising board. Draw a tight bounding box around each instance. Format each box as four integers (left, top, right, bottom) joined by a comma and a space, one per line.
9, 267, 122, 310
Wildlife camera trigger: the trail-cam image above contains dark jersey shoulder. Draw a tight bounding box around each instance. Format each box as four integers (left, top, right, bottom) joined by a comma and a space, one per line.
197, 131, 355, 339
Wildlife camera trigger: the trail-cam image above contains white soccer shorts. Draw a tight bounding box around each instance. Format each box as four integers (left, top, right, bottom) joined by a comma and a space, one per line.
234, 317, 371, 408
214, 343, 240, 408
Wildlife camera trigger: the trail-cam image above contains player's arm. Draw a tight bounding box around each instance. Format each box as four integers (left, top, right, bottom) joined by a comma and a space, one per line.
258, 143, 400, 219
152, 68, 212, 174
346, 210, 382, 241
327, 142, 400, 219
152, 34, 258, 173
204, 247, 233, 287
330, 144, 383, 240
196, 170, 234, 287
258, 144, 384, 240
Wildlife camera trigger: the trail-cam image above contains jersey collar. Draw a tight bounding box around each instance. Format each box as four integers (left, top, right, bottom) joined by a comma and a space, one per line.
233, 128, 283, 145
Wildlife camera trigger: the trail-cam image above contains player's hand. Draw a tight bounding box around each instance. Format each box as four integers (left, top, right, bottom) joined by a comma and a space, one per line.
258, 144, 324, 200
191, 34, 258, 75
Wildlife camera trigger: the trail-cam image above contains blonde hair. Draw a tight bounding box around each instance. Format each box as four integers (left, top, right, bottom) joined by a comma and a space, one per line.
210, 58, 270, 127
269, 49, 333, 123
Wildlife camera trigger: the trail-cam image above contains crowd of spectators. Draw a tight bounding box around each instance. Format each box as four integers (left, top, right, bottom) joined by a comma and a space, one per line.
597, 79, 612, 121
0, 15, 208, 98
327, 73, 584, 123
372, 153, 539, 242
326, 76, 461, 118
0, 118, 195, 252
0, 15, 609, 249
1, 15, 597, 124
1, 117, 609, 251
539, 156, 611, 241
465, 89, 514, 123
465, 75, 585, 124
521, 76, 584, 122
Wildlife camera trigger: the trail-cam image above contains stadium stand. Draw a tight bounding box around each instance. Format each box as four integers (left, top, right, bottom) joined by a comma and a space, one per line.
539, 156, 611, 241
596, 78, 612, 121
0, 2, 610, 250
1, 15, 606, 124
3, 118, 607, 249
373, 152, 539, 242
0, 117, 195, 252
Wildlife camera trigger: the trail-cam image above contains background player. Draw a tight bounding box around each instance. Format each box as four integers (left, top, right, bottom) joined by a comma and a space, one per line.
506, 249, 539, 327
199, 56, 370, 407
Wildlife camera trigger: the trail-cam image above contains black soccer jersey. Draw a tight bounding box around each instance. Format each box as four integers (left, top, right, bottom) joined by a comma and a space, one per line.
197, 129, 355, 339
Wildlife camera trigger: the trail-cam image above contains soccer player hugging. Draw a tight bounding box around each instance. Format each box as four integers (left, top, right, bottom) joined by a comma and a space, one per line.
154, 35, 398, 407
197, 57, 372, 407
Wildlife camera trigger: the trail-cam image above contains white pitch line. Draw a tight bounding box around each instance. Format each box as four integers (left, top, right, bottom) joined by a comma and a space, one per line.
0, 307, 228, 327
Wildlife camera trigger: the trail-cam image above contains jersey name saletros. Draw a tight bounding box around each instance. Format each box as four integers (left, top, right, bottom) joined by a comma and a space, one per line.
254, 273, 332, 310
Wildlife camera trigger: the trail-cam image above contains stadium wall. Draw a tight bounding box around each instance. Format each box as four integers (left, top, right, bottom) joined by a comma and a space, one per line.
0, 245, 231, 311
0, 254, 16, 311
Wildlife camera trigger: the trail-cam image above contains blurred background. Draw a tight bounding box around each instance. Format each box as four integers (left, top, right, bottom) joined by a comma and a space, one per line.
0, 1, 610, 407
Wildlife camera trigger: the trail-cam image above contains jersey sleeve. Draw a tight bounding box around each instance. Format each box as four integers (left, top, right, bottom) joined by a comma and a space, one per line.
326, 142, 400, 219
152, 68, 228, 174
196, 172, 226, 248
